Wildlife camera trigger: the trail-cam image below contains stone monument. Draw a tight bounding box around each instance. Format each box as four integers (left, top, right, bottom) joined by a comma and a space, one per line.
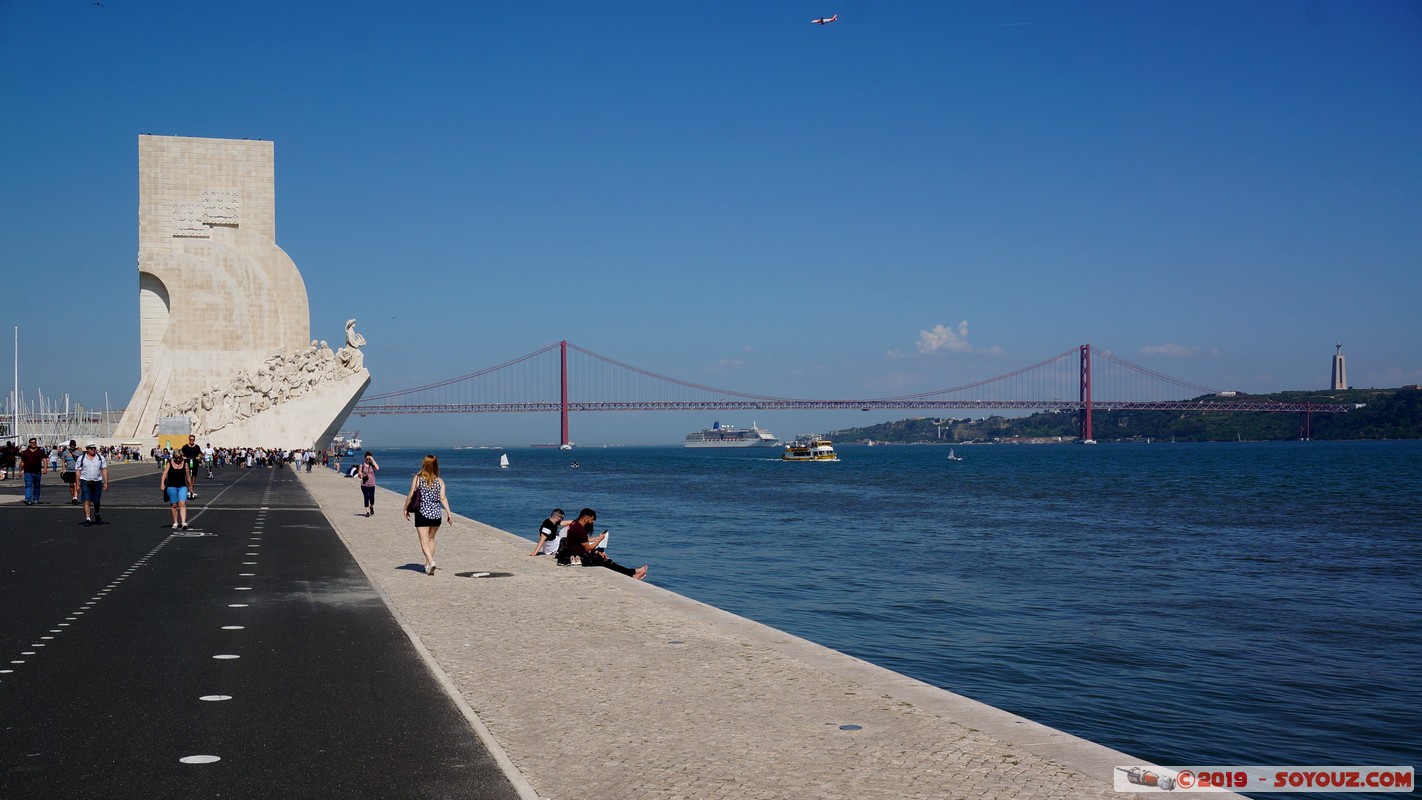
113, 135, 369, 448
1331, 344, 1347, 391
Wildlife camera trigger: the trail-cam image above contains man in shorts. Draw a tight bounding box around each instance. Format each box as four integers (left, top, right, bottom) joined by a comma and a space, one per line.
76, 443, 109, 525
180, 435, 203, 499
61, 440, 80, 504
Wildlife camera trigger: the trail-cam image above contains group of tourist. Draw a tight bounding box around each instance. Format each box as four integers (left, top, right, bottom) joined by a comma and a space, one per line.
10, 433, 352, 529
147, 444, 329, 472
368, 453, 647, 581
13, 436, 652, 581
5, 437, 111, 525
1, 441, 141, 482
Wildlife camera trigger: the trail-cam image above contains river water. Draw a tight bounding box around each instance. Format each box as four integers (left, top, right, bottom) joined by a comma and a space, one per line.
368, 440, 1420, 783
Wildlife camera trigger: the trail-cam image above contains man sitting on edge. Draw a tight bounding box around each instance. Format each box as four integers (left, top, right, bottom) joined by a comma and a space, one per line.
559, 508, 647, 580
531, 508, 571, 557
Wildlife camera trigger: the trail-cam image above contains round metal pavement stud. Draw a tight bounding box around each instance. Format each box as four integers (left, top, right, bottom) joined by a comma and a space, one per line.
180, 755, 221, 764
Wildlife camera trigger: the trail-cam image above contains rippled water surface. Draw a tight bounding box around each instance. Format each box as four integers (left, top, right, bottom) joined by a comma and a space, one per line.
371, 440, 1421, 776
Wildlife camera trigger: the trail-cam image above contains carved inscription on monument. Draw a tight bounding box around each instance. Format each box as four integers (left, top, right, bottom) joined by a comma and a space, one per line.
203, 190, 240, 226
170, 190, 241, 237
170, 202, 208, 237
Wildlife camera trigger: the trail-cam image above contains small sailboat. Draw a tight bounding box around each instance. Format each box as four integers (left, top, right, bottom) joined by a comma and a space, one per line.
947, 448, 964, 461
499, 454, 510, 469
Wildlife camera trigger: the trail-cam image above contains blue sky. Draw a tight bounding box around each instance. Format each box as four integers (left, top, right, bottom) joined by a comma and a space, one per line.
2, 1, 1419, 446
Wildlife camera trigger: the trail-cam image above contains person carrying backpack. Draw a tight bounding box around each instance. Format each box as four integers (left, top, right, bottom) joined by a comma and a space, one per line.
75, 444, 109, 526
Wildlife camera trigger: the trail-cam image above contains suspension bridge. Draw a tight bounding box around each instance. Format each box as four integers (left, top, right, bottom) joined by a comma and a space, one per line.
351, 342, 1351, 445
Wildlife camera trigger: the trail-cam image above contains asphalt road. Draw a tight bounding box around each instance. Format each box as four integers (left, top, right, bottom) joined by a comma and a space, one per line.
0, 462, 521, 799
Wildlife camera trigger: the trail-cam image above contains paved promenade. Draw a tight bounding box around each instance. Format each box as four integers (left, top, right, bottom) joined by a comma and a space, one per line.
299, 467, 1222, 800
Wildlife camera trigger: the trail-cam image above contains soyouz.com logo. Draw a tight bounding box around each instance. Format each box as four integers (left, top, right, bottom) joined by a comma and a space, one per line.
1115, 765, 1413, 793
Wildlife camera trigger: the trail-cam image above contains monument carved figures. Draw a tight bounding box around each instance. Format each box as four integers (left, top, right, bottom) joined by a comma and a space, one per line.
160, 322, 368, 437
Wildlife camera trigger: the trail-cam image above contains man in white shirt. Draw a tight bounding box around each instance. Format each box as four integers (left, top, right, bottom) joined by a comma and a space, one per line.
76, 443, 109, 526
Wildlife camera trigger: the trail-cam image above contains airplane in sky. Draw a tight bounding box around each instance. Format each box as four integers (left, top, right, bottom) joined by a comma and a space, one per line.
812, 14, 838, 25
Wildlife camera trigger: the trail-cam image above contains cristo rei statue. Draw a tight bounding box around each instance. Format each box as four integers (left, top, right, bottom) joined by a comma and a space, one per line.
112, 135, 370, 448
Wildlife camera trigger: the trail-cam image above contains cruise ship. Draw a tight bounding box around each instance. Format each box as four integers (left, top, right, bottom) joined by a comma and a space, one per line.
684, 422, 780, 448
331, 431, 362, 456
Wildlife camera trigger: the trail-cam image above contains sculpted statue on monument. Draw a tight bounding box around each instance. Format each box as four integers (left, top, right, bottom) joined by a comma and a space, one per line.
345, 319, 366, 349
338, 318, 367, 374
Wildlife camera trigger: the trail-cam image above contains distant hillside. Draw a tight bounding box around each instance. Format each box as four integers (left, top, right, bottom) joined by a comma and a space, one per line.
828, 388, 1422, 443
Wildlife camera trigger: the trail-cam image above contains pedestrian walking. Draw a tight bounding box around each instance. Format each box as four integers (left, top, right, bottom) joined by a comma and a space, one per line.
19, 438, 46, 505
403, 454, 453, 575
75, 443, 109, 526
180, 435, 203, 499
160, 452, 194, 530
358, 451, 380, 516
0, 441, 16, 480
61, 440, 80, 504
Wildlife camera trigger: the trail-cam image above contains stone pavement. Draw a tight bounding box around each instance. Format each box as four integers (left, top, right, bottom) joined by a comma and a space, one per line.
300, 468, 1241, 800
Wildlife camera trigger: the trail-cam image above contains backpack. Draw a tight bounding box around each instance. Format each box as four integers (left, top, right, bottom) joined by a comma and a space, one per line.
75, 453, 105, 475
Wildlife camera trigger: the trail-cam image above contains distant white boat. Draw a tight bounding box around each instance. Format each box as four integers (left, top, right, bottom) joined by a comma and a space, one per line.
499, 454, 510, 469
947, 449, 964, 461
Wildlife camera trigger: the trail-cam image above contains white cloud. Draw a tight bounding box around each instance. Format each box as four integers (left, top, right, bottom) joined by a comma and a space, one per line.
1139, 343, 1197, 358
914, 321, 1003, 356
917, 321, 973, 353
